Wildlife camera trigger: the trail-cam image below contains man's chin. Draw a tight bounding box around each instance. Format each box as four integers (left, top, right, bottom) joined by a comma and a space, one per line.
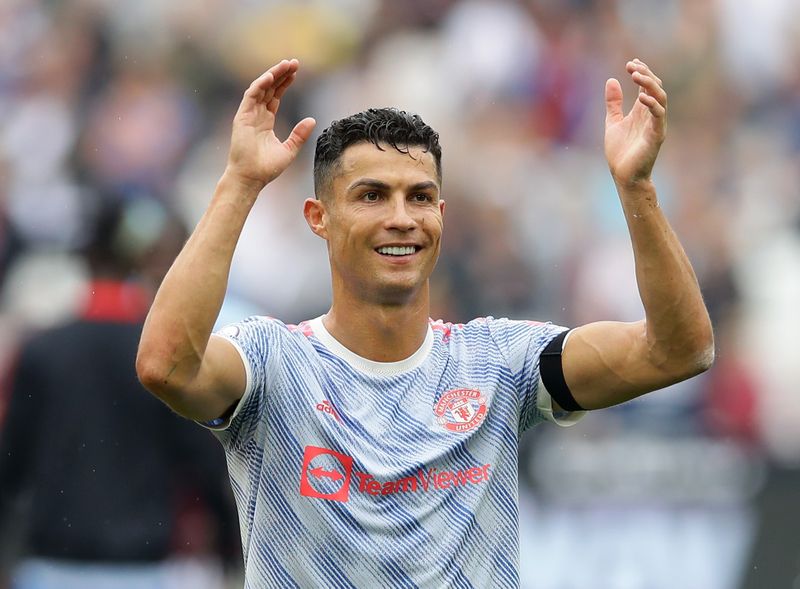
369, 277, 427, 306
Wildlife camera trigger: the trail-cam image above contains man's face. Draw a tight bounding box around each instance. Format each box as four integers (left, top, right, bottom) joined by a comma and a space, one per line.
311, 142, 444, 305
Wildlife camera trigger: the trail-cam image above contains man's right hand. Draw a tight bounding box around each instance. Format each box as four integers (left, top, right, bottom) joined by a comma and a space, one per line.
226, 59, 316, 190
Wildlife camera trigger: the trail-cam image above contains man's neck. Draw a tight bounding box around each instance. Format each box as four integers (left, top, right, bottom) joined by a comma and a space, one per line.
322, 288, 431, 362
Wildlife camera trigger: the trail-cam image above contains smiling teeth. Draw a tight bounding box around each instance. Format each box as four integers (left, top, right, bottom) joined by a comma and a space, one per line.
378, 246, 416, 256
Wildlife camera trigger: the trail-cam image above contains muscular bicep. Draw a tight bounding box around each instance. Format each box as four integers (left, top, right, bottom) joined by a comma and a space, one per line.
561, 320, 683, 410
155, 335, 247, 422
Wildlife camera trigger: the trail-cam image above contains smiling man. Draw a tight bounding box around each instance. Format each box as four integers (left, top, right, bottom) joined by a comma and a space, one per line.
306, 131, 445, 356
137, 58, 714, 587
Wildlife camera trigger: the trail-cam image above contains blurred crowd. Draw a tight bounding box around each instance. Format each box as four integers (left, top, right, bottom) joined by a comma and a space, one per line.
1, 0, 799, 587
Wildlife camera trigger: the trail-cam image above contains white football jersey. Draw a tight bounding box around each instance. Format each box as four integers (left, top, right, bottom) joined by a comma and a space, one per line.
207, 316, 583, 588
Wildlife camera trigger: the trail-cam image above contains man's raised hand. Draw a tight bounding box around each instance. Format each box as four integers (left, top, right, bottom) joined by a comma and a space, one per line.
226, 59, 316, 190
604, 59, 667, 188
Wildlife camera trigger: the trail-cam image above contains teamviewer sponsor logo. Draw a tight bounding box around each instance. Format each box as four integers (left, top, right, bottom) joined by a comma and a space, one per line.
300, 445, 491, 503
300, 446, 354, 502
355, 464, 491, 496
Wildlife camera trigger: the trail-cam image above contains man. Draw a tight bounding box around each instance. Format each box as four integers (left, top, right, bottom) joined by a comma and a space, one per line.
0, 198, 237, 588
137, 58, 714, 587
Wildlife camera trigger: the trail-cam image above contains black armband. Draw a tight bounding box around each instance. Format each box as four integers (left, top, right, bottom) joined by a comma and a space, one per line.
540, 330, 585, 412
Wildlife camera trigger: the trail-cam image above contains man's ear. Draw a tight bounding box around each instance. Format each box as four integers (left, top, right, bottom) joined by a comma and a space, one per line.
303, 197, 328, 239
439, 199, 445, 218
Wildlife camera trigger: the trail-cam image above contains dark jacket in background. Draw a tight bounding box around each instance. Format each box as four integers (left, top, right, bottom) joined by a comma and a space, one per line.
0, 281, 237, 563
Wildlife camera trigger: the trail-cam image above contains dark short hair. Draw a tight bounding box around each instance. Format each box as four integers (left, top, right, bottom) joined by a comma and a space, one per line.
313, 108, 442, 198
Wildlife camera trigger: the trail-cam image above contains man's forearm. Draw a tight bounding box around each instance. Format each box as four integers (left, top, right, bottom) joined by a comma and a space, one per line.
137, 171, 263, 396
618, 180, 714, 374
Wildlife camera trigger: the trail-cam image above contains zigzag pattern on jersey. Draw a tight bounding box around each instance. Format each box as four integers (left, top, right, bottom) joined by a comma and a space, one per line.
214, 315, 565, 588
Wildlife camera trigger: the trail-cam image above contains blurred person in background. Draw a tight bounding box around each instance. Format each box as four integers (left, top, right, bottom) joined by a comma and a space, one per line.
135, 56, 713, 587
0, 196, 239, 589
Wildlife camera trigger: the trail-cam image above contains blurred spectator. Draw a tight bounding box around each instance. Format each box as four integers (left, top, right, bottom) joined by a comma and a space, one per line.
0, 158, 23, 292
77, 67, 199, 198
0, 197, 238, 588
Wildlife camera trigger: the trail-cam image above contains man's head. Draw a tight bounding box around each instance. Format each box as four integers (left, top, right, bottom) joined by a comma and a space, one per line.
304, 109, 445, 306
82, 196, 188, 289
313, 108, 442, 200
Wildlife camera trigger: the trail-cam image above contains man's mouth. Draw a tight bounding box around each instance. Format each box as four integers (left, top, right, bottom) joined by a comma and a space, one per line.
376, 245, 418, 256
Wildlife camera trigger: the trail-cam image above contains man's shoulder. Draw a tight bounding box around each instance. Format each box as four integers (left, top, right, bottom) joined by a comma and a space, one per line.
429, 317, 565, 362
217, 315, 315, 339
429, 316, 554, 337
214, 316, 321, 369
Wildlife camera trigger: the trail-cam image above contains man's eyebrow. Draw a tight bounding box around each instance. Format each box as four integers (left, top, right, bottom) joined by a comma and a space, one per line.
347, 178, 439, 193
347, 178, 391, 192
408, 181, 438, 193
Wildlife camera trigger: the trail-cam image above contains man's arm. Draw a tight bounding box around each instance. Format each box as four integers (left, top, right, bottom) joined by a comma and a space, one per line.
560, 59, 714, 410
136, 59, 316, 421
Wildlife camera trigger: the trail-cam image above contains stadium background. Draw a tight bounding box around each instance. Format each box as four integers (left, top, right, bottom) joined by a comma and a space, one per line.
0, 0, 799, 587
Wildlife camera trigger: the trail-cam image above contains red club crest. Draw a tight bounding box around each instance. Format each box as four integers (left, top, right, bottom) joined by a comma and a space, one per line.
434, 389, 487, 433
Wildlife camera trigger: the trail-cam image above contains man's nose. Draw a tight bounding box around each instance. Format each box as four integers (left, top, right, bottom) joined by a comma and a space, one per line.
385, 195, 417, 230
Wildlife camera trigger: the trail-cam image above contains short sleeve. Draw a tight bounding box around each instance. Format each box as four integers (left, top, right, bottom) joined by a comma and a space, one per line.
486, 318, 585, 432
201, 316, 283, 448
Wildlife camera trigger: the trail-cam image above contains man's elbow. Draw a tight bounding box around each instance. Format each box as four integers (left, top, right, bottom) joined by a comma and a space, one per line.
649, 320, 715, 383
136, 351, 167, 396
135, 346, 184, 401
136, 349, 215, 421
136, 355, 186, 413
688, 339, 715, 375
675, 326, 716, 380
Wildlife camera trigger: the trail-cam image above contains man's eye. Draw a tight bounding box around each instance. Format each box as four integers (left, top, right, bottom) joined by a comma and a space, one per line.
413, 193, 432, 202
363, 191, 379, 202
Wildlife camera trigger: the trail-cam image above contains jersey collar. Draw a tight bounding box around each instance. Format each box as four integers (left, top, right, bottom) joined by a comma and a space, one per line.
308, 316, 434, 376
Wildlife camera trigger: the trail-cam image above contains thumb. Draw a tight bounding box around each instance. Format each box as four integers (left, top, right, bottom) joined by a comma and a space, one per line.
605, 78, 624, 125
283, 117, 317, 157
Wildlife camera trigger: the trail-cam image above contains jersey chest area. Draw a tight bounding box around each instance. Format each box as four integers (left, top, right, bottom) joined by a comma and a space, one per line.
261, 350, 520, 503
275, 349, 516, 444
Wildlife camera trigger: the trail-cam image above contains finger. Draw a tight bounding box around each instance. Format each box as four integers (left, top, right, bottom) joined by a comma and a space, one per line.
273, 72, 297, 101
253, 61, 292, 93
268, 66, 301, 114
605, 78, 624, 125
242, 60, 296, 107
283, 117, 317, 157
636, 59, 663, 87
626, 58, 663, 87
638, 92, 666, 120
626, 62, 649, 96
270, 60, 298, 91
265, 59, 295, 84
240, 72, 274, 111
631, 70, 667, 108
263, 59, 300, 105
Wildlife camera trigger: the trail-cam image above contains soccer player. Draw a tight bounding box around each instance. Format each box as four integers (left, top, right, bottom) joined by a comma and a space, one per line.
136, 58, 714, 587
